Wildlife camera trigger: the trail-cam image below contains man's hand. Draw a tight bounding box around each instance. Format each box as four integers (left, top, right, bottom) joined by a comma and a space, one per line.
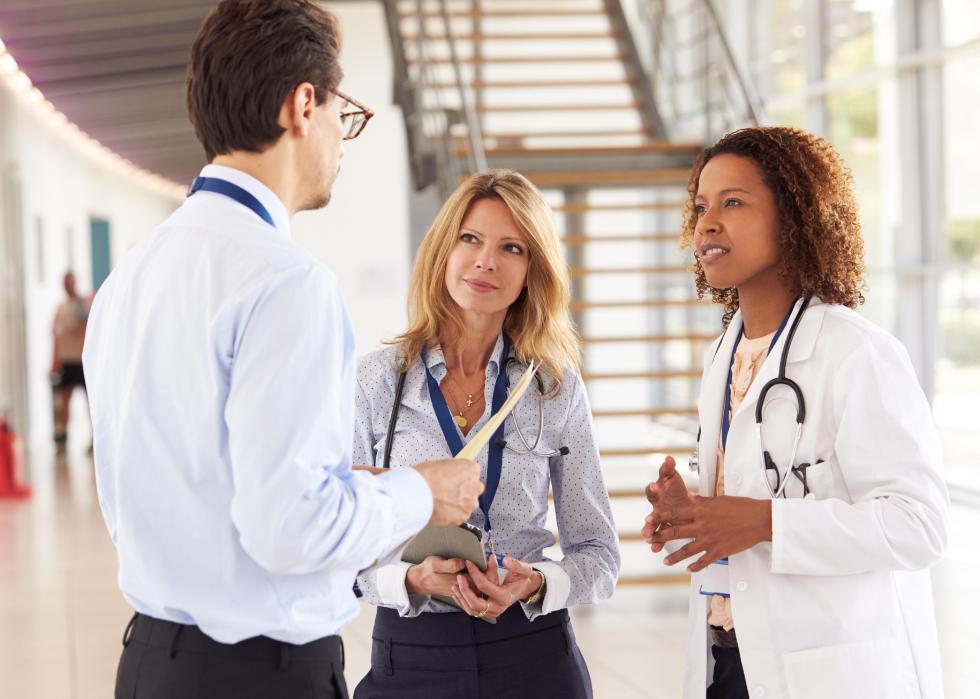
641, 456, 691, 553
405, 556, 467, 597
644, 495, 773, 572
413, 458, 483, 526
351, 465, 386, 475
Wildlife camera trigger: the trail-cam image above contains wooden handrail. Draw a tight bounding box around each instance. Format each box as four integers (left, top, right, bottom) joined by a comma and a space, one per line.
553, 201, 686, 213
562, 234, 679, 244
583, 369, 701, 380
592, 407, 699, 418
581, 333, 715, 343
569, 265, 688, 276
571, 298, 704, 309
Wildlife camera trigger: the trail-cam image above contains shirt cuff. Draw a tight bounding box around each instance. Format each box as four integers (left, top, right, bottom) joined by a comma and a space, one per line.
521, 560, 571, 619
376, 561, 431, 617
374, 467, 433, 566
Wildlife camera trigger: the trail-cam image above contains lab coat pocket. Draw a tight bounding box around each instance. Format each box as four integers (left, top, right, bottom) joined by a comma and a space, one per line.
783, 637, 917, 699
796, 457, 834, 500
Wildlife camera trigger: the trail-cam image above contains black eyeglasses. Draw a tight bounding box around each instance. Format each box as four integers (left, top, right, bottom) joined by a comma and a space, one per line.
336, 91, 374, 140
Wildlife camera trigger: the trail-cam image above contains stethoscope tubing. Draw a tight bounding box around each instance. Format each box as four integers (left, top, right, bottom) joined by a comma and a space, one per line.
692, 296, 813, 499
383, 354, 563, 468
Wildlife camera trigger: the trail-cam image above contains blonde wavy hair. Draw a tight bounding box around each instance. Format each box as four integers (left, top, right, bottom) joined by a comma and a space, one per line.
392, 169, 580, 394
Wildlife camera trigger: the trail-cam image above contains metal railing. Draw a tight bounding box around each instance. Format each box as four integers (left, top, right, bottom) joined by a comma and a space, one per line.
641, 0, 763, 143
383, 0, 486, 198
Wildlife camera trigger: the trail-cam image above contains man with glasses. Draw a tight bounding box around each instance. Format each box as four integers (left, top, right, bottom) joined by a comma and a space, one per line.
82, 1, 482, 697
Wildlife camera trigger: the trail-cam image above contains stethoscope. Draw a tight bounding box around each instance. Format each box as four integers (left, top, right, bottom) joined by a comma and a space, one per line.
690, 296, 813, 499
381, 352, 569, 469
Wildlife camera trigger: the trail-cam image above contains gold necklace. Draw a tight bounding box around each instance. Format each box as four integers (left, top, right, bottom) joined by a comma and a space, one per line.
444, 375, 482, 429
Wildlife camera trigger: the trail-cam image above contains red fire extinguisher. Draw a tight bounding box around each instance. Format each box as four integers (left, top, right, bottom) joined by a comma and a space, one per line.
0, 412, 31, 499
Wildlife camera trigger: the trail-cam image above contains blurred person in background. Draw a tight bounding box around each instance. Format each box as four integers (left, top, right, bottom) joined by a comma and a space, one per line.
50, 270, 89, 454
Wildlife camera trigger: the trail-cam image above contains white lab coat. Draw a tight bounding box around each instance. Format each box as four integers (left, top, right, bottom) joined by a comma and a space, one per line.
683, 298, 949, 699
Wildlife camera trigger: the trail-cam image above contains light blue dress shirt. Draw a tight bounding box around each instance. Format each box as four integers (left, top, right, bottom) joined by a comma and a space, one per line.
353, 340, 621, 619
83, 164, 433, 644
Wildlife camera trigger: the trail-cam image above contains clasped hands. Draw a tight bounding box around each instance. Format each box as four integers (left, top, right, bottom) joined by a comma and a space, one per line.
406, 554, 543, 621
642, 456, 773, 572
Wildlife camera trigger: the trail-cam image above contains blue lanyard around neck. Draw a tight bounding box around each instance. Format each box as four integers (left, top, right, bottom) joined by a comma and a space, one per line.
423, 335, 510, 534
188, 176, 275, 228
721, 302, 796, 450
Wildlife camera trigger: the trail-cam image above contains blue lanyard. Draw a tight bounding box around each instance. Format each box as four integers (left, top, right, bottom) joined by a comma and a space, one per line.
187, 176, 275, 228
721, 302, 796, 450
423, 336, 510, 534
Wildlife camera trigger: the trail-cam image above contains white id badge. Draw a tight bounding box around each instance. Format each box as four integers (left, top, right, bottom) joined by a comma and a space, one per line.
663, 536, 694, 556
696, 557, 731, 597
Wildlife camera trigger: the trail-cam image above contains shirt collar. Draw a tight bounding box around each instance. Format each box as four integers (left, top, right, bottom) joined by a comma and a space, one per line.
197, 163, 291, 236
423, 333, 507, 379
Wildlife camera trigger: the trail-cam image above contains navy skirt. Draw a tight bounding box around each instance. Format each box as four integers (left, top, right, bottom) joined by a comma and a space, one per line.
353, 606, 592, 699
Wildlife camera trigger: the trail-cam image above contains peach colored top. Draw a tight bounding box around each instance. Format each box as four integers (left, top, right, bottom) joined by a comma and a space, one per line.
707, 330, 775, 631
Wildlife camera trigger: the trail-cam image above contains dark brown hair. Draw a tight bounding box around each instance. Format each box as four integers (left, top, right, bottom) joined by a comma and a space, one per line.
186, 0, 343, 160
680, 126, 866, 325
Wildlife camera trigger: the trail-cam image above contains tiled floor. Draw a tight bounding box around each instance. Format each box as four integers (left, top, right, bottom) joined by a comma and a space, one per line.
1, 452, 977, 698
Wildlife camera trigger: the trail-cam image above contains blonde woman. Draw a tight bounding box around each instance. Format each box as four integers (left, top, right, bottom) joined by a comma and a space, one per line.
352, 170, 619, 698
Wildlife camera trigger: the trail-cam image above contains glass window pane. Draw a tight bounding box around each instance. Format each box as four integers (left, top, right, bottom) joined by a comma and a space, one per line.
938, 53, 980, 489
824, 0, 895, 80
826, 87, 887, 266
943, 0, 980, 46
750, 0, 805, 102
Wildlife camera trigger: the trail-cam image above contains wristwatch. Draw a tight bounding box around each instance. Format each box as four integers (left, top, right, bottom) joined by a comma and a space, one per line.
524, 569, 546, 605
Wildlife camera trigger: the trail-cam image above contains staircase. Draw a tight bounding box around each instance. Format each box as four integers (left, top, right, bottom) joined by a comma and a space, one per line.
386, 0, 754, 586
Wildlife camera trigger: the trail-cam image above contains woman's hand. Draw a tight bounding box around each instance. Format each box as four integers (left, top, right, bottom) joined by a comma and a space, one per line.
450, 555, 543, 621
405, 556, 467, 597
641, 456, 692, 553
645, 495, 773, 572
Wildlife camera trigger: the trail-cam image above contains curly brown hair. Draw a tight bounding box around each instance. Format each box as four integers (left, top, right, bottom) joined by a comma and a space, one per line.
680, 126, 866, 325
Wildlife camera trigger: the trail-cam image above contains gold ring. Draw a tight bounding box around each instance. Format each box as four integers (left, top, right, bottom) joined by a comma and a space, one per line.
475, 599, 491, 618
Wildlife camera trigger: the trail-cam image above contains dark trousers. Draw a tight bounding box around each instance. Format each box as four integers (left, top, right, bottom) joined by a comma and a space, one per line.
354, 606, 592, 699
707, 645, 749, 699
115, 612, 348, 699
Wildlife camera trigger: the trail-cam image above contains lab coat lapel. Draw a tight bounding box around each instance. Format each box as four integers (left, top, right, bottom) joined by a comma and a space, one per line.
696, 319, 740, 496
728, 298, 829, 438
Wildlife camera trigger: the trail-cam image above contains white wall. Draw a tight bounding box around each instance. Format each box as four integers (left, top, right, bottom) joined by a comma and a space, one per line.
294, 1, 413, 354
0, 79, 182, 460
0, 0, 413, 461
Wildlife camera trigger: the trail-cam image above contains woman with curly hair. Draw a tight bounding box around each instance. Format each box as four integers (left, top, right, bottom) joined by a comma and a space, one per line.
642, 127, 948, 698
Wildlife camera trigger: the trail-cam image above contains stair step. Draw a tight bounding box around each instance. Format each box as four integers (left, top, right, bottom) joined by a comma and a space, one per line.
553, 201, 687, 213
429, 78, 637, 89
619, 531, 657, 543
408, 53, 625, 64
592, 407, 699, 418
583, 369, 702, 380
601, 445, 695, 459
571, 298, 704, 310
399, 10, 607, 20
459, 142, 700, 157
617, 574, 690, 586
455, 129, 647, 142
526, 169, 691, 186
429, 102, 640, 114
562, 234, 679, 244
569, 265, 688, 277
607, 483, 695, 500
403, 32, 617, 41
581, 333, 717, 344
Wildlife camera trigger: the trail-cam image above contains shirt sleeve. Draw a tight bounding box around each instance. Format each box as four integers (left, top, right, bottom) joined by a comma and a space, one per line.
225, 264, 432, 576
525, 372, 621, 619
770, 334, 949, 576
